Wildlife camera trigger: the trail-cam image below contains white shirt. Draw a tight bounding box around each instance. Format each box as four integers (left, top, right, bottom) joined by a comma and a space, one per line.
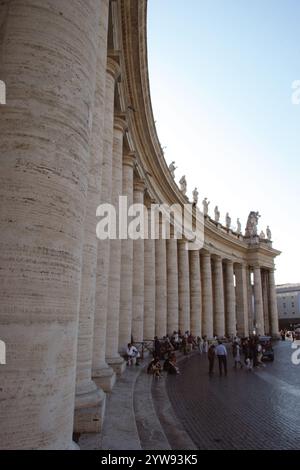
127, 346, 139, 357
215, 344, 227, 356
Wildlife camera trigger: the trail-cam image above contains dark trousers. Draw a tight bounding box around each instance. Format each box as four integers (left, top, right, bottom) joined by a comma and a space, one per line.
208, 357, 215, 375
217, 355, 227, 376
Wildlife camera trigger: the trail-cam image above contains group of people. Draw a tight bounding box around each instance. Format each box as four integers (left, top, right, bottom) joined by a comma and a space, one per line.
207, 335, 266, 376
147, 352, 180, 378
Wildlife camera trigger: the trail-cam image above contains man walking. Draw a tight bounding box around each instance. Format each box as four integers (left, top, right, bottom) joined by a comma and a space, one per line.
208, 343, 215, 376
215, 340, 227, 376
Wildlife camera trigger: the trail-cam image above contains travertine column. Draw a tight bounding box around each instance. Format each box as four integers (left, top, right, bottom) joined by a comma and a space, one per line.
225, 260, 236, 337
253, 266, 265, 335
201, 252, 214, 338
144, 203, 156, 340
269, 269, 279, 337
74, 0, 109, 434
155, 221, 167, 337
212, 256, 225, 337
167, 234, 179, 335
178, 240, 191, 333
189, 250, 202, 337
262, 270, 270, 335
247, 268, 254, 333
119, 153, 135, 352
92, 57, 120, 392
131, 180, 146, 343
235, 263, 249, 337
0, 0, 102, 450
105, 115, 127, 375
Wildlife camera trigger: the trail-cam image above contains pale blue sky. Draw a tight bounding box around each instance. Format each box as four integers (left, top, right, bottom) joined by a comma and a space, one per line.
147, 0, 300, 284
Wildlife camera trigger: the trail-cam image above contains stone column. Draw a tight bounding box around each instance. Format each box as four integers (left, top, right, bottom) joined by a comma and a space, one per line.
189, 250, 202, 337
201, 252, 214, 338
235, 263, 249, 337
224, 260, 236, 337
131, 180, 146, 343
118, 153, 135, 352
253, 266, 265, 335
178, 240, 191, 334
262, 270, 270, 335
212, 256, 225, 337
166, 232, 179, 335
269, 269, 279, 337
92, 57, 120, 392
144, 203, 156, 340
105, 115, 127, 375
0, 0, 102, 450
247, 267, 254, 333
74, 0, 109, 434
155, 221, 167, 337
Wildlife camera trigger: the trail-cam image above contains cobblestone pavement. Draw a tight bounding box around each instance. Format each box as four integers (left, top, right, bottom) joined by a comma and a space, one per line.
166, 340, 300, 450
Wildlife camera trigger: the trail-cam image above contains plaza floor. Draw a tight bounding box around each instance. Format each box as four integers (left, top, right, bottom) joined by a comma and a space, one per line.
166, 340, 300, 450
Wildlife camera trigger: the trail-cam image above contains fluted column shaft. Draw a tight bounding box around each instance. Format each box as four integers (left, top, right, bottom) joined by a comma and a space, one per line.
167, 235, 179, 335
131, 181, 145, 342
0, 0, 102, 450
155, 222, 167, 337
92, 57, 120, 391
74, 0, 109, 433
212, 256, 225, 337
235, 264, 249, 337
225, 260, 236, 337
105, 115, 127, 374
189, 250, 202, 337
178, 240, 191, 333
201, 253, 214, 338
253, 266, 265, 335
269, 269, 279, 337
144, 206, 156, 340
119, 154, 135, 351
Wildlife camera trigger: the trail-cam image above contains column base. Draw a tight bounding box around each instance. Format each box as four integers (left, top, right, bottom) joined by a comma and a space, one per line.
107, 355, 126, 375
92, 365, 116, 392
73, 383, 106, 434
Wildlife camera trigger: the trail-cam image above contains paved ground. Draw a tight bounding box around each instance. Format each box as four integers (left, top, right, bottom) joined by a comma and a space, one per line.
166, 340, 300, 450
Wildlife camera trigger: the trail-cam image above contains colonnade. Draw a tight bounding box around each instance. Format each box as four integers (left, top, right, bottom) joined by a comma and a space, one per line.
0, 0, 280, 450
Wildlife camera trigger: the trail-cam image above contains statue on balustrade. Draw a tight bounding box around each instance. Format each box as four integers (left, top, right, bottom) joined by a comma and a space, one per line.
192, 187, 199, 205
169, 161, 177, 179
226, 212, 231, 229
214, 206, 220, 223
260, 230, 266, 239
236, 218, 242, 234
245, 211, 261, 237
266, 225, 272, 241
179, 175, 187, 195
202, 197, 210, 216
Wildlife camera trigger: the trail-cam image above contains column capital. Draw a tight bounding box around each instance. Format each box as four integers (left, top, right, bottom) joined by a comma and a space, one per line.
114, 113, 128, 134
123, 152, 136, 168
212, 254, 222, 262
200, 249, 211, 259
106, 55, 121, 80
224, 258, 234, 266
133, 179, 146, 193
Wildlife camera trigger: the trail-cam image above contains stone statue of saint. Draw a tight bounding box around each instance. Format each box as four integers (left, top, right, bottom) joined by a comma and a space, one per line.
260, 230, 266, 239
214, 206, 220, 223
179, 175, 187, 195
169, 161, 177, 179
266, 225, 272, 241
245, 211, 261, 237
192, 187, 198, 205
202, 197, 210, 216
236, 218, 241, 234
226, 212, 231, 229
